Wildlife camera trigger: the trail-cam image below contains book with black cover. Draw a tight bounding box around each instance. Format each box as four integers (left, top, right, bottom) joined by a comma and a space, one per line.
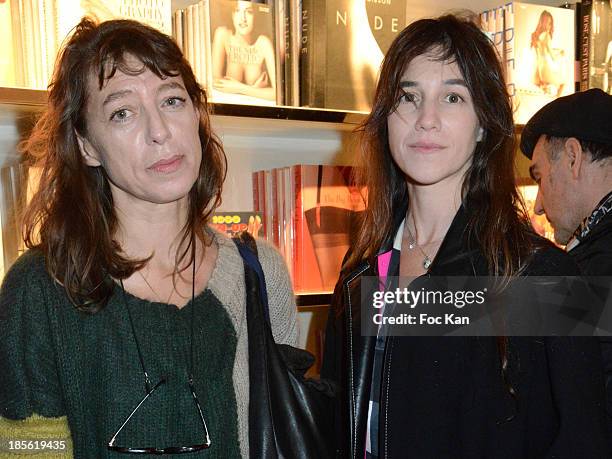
301, 0, 406, 111
579, 0, 612, 93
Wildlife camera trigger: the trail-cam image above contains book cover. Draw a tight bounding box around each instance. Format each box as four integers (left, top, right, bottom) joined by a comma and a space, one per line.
210, 211, 263, 238
503, 3, 515, 103
302, 0, 406, 111
559, 2, 581, 92
494, 5, 504, 63
274, 0, 286, 105
580, 0, 612, 93
263, 169, 274, 242
283, 166, 294, 280
293, 165, 365, 293
42, 0, 58, 88
9, 0, 26, 87
289, 0, 301, 106
508, 3, 575, 124
56, 0, 172, 46
21, 0, 36, 88
0, 0, 17, 87
207, 0, 278, 106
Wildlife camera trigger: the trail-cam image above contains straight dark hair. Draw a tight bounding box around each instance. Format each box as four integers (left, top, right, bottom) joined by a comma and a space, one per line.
347, 13, 538, 276
21, 18, 226, 311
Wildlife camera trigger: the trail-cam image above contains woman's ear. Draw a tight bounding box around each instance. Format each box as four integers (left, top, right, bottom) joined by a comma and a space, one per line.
76, 132, 102, 167
476, 126, 484, 142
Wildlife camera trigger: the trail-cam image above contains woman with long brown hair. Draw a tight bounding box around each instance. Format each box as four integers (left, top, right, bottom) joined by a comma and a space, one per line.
321, 14, 609, 458
0, 18, 297, 457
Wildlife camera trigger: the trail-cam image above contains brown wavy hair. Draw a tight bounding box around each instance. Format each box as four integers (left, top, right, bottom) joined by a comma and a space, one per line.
346, 13, 537, 277
21, 18, 226, 311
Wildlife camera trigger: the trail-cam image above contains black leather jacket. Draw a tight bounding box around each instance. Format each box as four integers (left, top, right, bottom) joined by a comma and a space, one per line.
321, 204, 610, 458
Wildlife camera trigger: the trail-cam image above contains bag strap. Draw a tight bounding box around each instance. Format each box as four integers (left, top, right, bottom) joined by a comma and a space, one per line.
233, 232, 271, 325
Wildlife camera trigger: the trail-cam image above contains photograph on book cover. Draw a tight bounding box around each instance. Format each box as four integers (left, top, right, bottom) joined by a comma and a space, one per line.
323, 0, 405, 111
210, 211, 263, 238
295, 165, 366, 292
209, 0, 277, 106
510, 3, 574, 124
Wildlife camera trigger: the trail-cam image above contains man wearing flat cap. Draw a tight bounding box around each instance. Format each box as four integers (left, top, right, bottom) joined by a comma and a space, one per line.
521, 87, 612, 439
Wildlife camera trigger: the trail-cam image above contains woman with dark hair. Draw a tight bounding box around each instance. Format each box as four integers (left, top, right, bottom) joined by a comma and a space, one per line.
321, 14, 609, 458
0, 18, 297, 457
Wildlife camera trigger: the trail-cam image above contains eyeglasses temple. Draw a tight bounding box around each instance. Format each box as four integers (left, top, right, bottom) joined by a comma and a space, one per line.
107, 379, 165, 447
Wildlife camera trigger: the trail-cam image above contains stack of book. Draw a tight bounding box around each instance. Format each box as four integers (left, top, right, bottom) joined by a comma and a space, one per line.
253, 164, 366, 293
1, 0, 171, 90
174, 0, 407, 110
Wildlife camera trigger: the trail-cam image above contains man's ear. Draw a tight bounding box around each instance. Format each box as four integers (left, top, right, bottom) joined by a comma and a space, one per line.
76, 132, 102, 167
564, 137, 584, 180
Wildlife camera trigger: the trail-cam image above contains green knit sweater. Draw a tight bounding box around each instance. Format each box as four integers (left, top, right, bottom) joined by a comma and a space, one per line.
0, 233, 299, 458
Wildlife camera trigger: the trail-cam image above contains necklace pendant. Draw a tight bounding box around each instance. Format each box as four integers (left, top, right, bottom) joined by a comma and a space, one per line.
408, 242, 415, 250
422, 256, 432, 270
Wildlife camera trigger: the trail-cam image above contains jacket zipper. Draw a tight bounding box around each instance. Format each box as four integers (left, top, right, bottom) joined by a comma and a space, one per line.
381, 335, 394, 459
344, 263, 370, 459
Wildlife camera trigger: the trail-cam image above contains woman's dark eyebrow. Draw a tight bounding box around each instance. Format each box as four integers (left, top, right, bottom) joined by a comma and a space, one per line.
102, 82, 186, 107
157, 81, 186, 94
102, 90, 132, 107
399, 79, 467, 88
443, 78, 467, 87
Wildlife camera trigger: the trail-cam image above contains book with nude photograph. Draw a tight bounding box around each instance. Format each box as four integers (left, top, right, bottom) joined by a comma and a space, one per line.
301, 0, 407, 111
204, 0, 278, 106
501, 2, 575, 124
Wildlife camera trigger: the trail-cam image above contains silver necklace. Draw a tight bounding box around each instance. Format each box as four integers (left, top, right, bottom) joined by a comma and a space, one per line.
405, 215, 443, 270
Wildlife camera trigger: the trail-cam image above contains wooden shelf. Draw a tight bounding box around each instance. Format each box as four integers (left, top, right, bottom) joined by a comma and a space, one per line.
0, 86, 367, 123
0, 87, 47, 106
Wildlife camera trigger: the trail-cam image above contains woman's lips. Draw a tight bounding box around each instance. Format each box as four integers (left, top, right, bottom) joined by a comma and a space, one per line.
409, 142, 445, 153
148, 155, 184, 173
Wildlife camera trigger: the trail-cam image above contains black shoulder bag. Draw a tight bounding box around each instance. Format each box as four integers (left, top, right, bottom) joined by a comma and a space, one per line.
233, 232, 336, 459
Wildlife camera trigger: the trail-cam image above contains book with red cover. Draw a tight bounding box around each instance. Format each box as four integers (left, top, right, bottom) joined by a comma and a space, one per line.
293, 165, 365, 293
